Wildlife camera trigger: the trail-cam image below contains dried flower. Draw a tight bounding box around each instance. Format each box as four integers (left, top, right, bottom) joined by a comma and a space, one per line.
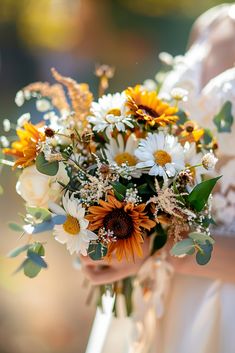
0, 136, 10, 148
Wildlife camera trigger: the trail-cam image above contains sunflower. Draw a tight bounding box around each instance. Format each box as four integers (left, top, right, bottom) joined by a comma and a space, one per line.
179, 120, 204, 144
125, 85, 178, 127
3, 122, 45, 168
86, 195, 156, 261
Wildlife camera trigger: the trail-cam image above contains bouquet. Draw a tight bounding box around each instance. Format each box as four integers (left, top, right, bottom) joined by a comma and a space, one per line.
0, 66, 219, 303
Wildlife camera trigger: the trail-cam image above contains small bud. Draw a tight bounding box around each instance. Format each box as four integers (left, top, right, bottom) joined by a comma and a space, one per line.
36, 99, 51, 112
15, 90, 25, 107
3, 119, 11, 132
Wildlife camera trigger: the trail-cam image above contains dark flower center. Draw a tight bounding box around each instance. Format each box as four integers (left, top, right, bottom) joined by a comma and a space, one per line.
138, 104, 159, 118
103, 208, 134, 239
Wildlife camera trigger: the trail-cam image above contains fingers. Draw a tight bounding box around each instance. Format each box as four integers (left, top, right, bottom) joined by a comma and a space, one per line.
82, 265, 119, 285
80, 255, 107, 266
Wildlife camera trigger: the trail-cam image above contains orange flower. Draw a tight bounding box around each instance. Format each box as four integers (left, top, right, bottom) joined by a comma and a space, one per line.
125, 85, 178, 127
4, 122, 45, 168
86, 195, 156, 261
179, 120, 204, 144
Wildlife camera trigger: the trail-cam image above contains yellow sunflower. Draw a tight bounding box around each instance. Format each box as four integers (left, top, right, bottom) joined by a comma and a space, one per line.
125, 85, 178, 127
86, 195, 156, 261
3, 122, 45, 168
179, 120, 204, 144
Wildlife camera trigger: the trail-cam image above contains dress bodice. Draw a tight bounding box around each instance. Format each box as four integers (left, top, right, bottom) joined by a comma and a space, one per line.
160, 6, 235, 236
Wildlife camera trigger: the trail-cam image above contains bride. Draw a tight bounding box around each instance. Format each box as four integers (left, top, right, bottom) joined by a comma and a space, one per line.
81, 4, 235, 352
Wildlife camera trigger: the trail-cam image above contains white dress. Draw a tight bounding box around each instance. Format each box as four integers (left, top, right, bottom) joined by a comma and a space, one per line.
100, 5, 235, 353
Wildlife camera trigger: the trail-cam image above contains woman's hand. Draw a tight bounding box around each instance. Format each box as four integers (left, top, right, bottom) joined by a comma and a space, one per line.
80, 237, 151, 285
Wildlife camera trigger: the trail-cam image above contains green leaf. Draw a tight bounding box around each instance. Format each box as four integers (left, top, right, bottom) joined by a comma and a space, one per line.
196, 251, 211, 265
176, 109, 188, 124
0, 185, 3, 195
27, 251, 47, 268
111, 182, 127, 195
203, 129, 213, 145
88, 243, 107, 261
187, 176, 221, 212
26, 206, 51, 222
189, 232, 215, 245
170, 238, 195, 257
8, 222, 24, 232
213, 101, 234, 133
36, 152, 59, 176
8, 244, 31, 258
23, 259, 42, 278
151, 224, 167, 255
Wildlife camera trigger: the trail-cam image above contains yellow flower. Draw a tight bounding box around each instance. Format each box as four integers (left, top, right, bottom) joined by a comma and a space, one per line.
86, 195, 156, 261
179, 120, 204, 144
3, 122, 45, 168
125, 85, 178, 127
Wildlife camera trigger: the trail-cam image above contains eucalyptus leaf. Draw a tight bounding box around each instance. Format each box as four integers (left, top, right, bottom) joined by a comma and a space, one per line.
213, 101, 234, 133
196, 249, 211, 265
189, 232, 215, 245
26, 206, 51, 222
176, 109, 188, 124
27, 251, 47, 268
8, 222, 24, 232
8, 244, 31, 258
187, 176, 221, 212
88, 243, 107, 261
23, 259, 42, 278
36, 152, 59, 176
170, 238, 195, 257
29, 242, 45, 256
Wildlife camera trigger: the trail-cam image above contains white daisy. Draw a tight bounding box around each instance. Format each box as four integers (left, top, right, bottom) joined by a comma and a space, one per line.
50, 194, 97, 255
183, 142, 207, 185
104, 133, 138, 166
135, 132, 185, 179
87, 92, 134, 134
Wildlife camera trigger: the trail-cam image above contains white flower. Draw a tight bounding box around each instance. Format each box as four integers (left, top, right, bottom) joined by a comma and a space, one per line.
135, 132, 185, 179
51, 194, 97, 255
104, 133, 138, 166
3, 119, 11, 132
87, 92, 133, 134
184, 142, 207, 185
201, 152, 218, 171
142, 79, 157, 92
17, 113, 31, 127
36, 99, 52, 112
0, 136, 9, 147
15, 90, 25, 107
16, 163, 69, 208
171, 87, 188, 101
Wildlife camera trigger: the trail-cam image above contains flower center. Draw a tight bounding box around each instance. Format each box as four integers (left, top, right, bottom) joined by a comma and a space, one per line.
63, 215, 80, 236
138, 105, 159, 118
107, 108, 121, 116
103, 208, 133, 239
114, 152, 137, 166
154, 150, 172, 166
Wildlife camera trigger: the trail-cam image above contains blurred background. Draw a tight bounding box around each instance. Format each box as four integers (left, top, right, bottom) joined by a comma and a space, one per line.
0, 1, 233, 352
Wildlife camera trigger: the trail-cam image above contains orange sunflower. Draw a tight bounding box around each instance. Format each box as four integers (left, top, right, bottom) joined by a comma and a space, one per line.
4, 122, 45, 168
125, 85, 178, 127
86, 195, 156, 261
